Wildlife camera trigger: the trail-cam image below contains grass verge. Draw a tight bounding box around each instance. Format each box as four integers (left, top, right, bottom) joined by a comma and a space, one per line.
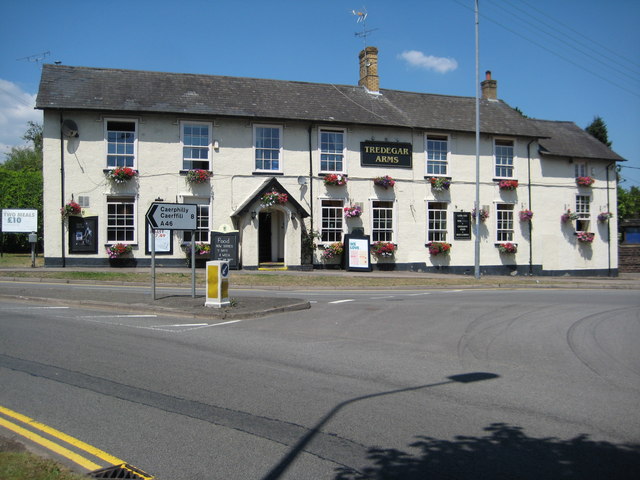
0, 451, 85, 480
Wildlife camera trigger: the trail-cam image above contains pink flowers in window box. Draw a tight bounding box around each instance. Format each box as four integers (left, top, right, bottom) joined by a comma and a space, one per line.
323, 174, 347, 186
427, 241, 451, 256
106, 243, 132, 259
373, 175, 395, 189
321, 242, 344, 260
371, 241, 396, 257
576, 176, 595, 187
497, 242, 517, 254
498, 179, 518, 190
576, 231, 595, 243
430, 177, 451, 191
106, 166, 138, 184
186, 169, 211, 184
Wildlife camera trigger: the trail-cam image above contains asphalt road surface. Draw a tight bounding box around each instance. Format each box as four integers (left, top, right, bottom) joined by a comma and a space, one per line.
1, 287, 639, 479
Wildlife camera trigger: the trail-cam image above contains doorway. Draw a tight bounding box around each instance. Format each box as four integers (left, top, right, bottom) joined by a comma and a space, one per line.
258, 210, 285, 265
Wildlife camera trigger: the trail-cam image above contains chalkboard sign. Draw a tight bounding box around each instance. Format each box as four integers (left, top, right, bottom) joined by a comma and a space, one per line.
454, 212, 472, 240
212, 232, 239, 269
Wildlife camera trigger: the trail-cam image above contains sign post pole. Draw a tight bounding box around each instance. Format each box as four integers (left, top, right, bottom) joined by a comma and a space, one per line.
191, 231, 196, 298
151, 226, 156, 300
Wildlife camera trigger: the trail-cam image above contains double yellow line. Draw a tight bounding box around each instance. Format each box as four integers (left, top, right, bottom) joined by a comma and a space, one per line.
0, 405, 152, 478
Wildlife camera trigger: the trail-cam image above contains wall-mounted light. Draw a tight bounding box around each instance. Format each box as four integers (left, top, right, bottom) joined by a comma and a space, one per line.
213, 140, 220, 149
251, 211, 257, 220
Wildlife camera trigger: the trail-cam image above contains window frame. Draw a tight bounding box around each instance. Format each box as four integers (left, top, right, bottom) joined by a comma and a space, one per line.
253, 124, 283, 173
182, 197, 211, 244
427, 201, 448, 242
181, 121, 212, 171
574, 161, 588, 178
319, 127, 347, 174
106, 195, 137, 244
319, 198, 345, 244
425, 134, 449, 177
494, 138, 515, 179
575, 194, 591, 232
105, 118, 138, 169
495, 203, 515, 243
371, 200, 396, 243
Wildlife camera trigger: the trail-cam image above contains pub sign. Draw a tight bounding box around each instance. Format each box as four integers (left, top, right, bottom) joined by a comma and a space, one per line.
360, 141, 412, 168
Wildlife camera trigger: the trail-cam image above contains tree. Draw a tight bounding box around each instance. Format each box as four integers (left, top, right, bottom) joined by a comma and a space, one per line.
618, 185, 640, 221
585, 116, 612, 147
0, 122, 43, 252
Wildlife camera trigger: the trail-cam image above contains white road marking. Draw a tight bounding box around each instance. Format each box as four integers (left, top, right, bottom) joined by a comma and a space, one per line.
80, 314, 158, 319
329, 299, 354, 304
7, 306, 70, 310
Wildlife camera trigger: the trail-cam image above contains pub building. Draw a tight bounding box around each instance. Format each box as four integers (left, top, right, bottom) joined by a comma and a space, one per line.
37, 47, 624, 275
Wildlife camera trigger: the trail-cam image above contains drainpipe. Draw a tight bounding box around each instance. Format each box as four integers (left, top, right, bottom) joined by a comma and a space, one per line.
606, 161, 615, 276
308, 125, 314, 234
60, 111, 66, 268
527, 139, 534, 275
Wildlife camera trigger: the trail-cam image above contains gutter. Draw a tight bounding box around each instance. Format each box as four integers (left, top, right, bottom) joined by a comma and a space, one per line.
527, 139, 534, 275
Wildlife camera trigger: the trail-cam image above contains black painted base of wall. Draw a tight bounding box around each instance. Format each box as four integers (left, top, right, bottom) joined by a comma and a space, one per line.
43, 257, 618, 277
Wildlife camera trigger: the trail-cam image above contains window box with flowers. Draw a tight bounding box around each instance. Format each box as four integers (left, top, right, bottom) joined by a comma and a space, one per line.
106, 243, 134, 267
260, 191, 288, 207
105, 167, 138, 184
427, 241, 451, 256
429, 177, 451, 192
498, 179, 518, 190
472, 208, 489, 222
519, 209, 533, 222
576, 231, 595, 243
598, 212, 613, 222
186, 169, 211, 184
61, 201, 82, 218
576, 176, 595, 187
321, 242, 344, 262
183, 242, 211, 267
344, 204, 362, 218
373, 175, 395, 189
323, 174, 347, 186
561, 210, 579, 223
497, 242, 518, 254
371, 241, 396, 257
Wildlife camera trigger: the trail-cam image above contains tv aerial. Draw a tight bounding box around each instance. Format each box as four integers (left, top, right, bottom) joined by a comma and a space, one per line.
16, 51, 51, 66
351, 9, 378, 48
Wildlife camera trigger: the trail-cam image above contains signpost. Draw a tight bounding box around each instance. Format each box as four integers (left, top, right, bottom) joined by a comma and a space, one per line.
146, 203, 197, 299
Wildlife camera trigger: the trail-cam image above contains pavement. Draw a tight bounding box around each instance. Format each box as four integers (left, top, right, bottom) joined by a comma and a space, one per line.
0, 266, 639, 320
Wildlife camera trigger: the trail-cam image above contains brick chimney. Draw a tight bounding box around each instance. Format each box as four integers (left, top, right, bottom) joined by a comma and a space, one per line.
481, 70, 497, 99
359, 46, 379, 93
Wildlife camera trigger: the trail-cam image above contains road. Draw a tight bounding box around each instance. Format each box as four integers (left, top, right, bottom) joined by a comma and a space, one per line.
1, 286, 639, 479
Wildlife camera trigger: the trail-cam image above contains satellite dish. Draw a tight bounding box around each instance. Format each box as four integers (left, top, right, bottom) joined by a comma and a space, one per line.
61, 119, 79, 138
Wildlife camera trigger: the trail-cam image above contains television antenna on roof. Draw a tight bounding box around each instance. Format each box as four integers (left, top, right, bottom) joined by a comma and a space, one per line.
16, 51, 51, 66
351, 8, 378, 48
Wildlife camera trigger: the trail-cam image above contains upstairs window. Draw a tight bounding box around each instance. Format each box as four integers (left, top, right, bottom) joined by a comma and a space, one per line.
427, 202, 448, 242
319, 129, 345, 173
496, 203, 515, 243
426, 135, 448, 176
372, 200, 394, 242
182, 122, 211, 170
106, 120, 137, 168
575, 195, 590, 232
574, 161, 588, 178
254, 125, 282, 172
494, 139, 514, 178
320, 199, 344, 243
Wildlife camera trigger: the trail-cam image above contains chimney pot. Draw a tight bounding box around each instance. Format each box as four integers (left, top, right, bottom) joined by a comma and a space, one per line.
481, 70, 497, 100
358, 46, 379, 93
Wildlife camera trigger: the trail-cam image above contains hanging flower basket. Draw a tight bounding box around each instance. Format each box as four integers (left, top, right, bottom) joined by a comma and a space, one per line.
186, 169, 211, 184
260, 191, 288, 207
597, 212, 613, 222
321, 242, 344, 260
576, 176, 595, 187
371, 241, 396, 257
497, 242, 517, 254
561, 210, 579, 223
106, 243, 132, 259
106, 167, 138, 184
344, 205, 362, 218
430, 177, 451, 191
498, 179, 518, 190
472, 208, 489, 222
373, 175, 396, 189
427, 241, 451, 256
60, 201, 81, 218
519, 210, 533, 222
576, 231, 595, 243
323, 174, 347, 186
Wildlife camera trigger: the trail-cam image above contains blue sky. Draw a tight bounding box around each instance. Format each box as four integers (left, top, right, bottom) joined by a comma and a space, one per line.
1, 0, 639, 187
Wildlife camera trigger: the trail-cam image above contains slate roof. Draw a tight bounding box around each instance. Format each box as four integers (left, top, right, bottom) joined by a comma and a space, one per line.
533, 119, 625, 162
37, 64, 542, 137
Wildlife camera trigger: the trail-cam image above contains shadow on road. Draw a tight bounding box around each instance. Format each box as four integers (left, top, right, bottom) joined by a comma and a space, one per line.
334, 422, 640, 480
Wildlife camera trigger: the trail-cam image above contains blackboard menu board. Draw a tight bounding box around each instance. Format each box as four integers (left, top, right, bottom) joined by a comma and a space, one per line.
454, 212, 472, 240
212, 232, 239, 269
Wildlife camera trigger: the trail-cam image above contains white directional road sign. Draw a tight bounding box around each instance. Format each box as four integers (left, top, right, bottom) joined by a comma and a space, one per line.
146, 203, 197, 230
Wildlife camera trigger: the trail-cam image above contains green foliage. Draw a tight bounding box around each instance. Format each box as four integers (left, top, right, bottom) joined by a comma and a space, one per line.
2, 146, 42, 171
585, 116, 612, 147
618, 186, 640, 220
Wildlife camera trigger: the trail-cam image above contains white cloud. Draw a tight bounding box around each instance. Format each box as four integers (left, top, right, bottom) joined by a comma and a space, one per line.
0, 79, 42, 156
398, 50, 458, 74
